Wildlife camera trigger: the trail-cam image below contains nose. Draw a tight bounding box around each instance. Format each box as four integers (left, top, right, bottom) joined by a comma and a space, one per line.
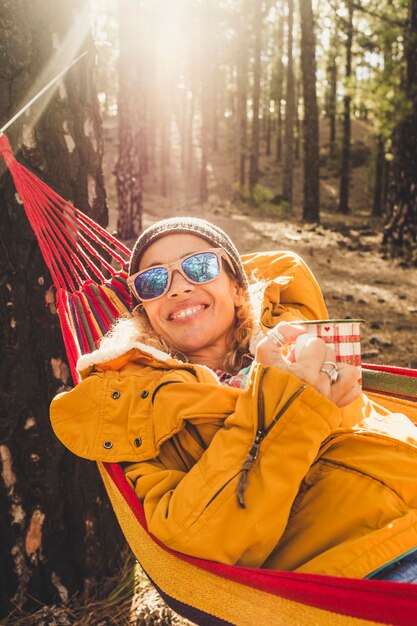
166, 269, 194, 299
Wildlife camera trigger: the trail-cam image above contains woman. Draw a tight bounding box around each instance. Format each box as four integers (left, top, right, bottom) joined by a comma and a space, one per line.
50, 216, 417, 582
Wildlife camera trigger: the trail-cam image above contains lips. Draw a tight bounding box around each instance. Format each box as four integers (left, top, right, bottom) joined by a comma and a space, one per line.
168, 304, 208, 321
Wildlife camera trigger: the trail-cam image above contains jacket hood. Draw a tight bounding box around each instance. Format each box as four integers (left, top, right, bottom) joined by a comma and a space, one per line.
77, 333, 171, 374
76, 317, 221, 384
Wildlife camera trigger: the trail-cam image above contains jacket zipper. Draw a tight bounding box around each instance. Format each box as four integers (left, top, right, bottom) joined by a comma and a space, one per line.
264, 384, 306, 436
237, 366, 306, 508
151, 379, 184, 404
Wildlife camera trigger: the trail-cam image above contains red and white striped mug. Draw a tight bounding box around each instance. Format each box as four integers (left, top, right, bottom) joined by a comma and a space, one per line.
291, 319, 363, 373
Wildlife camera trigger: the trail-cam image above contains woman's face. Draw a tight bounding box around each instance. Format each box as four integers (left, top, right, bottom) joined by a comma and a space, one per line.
139, 233, 241, 367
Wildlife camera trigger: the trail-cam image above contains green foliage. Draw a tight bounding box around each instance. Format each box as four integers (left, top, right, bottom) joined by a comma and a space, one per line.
353, 0, 409, 139
366, 76, 411, 139
233, 182, 275, 206
251, 183, 275, 205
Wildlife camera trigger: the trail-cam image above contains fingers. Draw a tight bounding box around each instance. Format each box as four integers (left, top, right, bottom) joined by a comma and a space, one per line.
330, 365, 362, 407
255, 322, 307, 370
255, 335, 291, 370
258, 324, 362, 409
336, 383, 362, 407
290, 337, 328, 390
265, 322, 306, 356
292, 341, 361, 407
273, 321, 306, 344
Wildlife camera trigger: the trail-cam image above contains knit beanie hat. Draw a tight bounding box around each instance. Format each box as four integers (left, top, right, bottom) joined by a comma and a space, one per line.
129, 217, 248, 300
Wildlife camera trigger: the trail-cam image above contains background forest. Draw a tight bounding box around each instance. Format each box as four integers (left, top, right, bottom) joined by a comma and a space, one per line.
91, 0, 417, 251
0, 0, 417, 624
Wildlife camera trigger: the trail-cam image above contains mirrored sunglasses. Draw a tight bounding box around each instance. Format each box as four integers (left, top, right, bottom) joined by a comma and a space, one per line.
127, 248, 236, 302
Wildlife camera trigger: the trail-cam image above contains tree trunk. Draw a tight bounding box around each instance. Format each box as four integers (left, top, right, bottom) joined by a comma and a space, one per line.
200, 86, 209, 203
160, 109, 170, 198
295, 77, 301, 161
186, 86, 195, 181
384, 0, 417, 255
115, 0, 144, 239
0, 0, 124, 618
275, 12, 284, 162
249, 1, 262, 189
236, 0, 250, 188
178, 81, 187, 171
299, 0, 320, 222
282, 0, 295, 205
266, 83, 272, 157
338, 2, 353, 215
372, 135, 386, 217
198, 3, 211, 203
327, 24, 338, 161
185, 36, 197, 185
211, 25, 219, 154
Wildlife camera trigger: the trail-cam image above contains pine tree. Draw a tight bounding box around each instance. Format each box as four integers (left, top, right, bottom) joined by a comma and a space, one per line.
299, 0, 320, 222
384, 0, 417, 260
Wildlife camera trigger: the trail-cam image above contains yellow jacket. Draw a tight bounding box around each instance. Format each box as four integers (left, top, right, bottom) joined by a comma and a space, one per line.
50, 251, 417, 578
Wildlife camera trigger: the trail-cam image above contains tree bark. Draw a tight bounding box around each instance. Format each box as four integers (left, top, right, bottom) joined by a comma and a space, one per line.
384, 0, 417, 254
338, 2, 354, 215
327, 23, 338, 160
236, 0, 250, 187
295, 77, 301, 161
210, 15, 219, 154
372, 135, 386, 217
275, 12, 284, 162
198, 2, 212, 203
186, 85, 195, 181
0, 0, 124, 617
200, 90, 209, 203
266, 82, 272, 157
299, 0, 320, 222
282, 0, 295, 204
160, 107, 170, 198
115, 0, 145, 238
249, 1, 263, 189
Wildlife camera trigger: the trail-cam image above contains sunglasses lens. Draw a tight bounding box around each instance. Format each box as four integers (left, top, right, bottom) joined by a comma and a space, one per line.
182, 252, 220, 283
134, 267, 168, 300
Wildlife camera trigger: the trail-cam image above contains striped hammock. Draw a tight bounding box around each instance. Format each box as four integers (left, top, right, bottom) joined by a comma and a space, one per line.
1, 132, 417, 626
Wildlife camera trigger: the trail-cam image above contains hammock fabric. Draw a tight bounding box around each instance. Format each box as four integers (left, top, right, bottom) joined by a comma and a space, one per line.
2, 132, 417, 626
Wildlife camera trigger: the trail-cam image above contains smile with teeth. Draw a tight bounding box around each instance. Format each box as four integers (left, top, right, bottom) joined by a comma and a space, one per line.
170, 304, 207, 320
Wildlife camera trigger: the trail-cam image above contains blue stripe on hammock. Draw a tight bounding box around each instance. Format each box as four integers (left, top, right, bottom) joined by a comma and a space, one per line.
146, 570, 234, 626
84, 290, 109, 335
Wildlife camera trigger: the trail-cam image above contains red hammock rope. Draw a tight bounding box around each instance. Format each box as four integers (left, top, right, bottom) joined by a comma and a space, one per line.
0, 133, 131, 291
0, 133, 133, 379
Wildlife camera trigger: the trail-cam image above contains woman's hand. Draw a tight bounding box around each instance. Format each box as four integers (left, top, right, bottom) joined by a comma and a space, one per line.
255, 322, 361, 408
